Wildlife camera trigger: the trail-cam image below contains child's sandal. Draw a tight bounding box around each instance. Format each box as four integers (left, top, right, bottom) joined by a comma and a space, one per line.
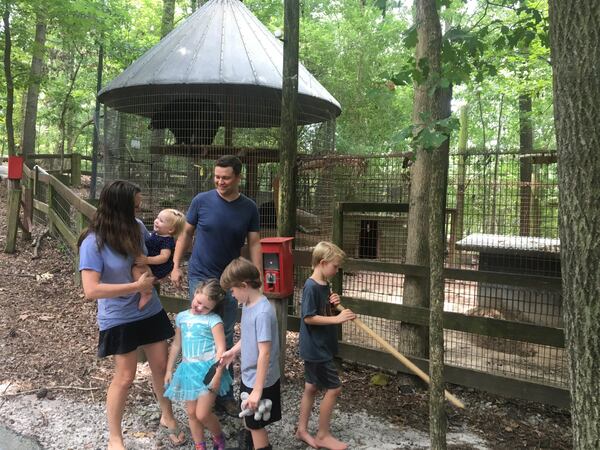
195, 442, 207, 450
212, 432, 226, 450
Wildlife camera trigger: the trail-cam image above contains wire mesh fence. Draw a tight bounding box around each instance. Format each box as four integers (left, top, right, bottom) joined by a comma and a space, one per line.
24, 143, 565, 394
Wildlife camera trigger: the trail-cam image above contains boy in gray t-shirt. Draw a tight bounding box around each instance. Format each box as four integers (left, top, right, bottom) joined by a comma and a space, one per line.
220, 258, 281, 450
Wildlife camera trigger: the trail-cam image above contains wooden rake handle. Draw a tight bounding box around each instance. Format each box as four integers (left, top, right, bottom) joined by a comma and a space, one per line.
335, 304, 465, 409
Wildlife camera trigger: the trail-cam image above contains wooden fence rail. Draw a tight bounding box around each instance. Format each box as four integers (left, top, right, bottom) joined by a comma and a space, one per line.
11, 164, 569, 408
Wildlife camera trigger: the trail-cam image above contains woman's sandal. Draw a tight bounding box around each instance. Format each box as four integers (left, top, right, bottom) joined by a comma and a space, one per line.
159, 422, 186, 447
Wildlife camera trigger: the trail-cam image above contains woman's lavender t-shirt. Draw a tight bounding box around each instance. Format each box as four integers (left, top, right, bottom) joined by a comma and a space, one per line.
79, 220, 162, 331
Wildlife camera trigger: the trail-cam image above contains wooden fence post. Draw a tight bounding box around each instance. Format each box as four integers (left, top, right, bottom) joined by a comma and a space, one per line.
331, 202, 344, 340
4, 180, 22, 253
19, 174, 33, 241
73, 211, 87, 286
70, 153, 81, 187
331, 202, 344, 294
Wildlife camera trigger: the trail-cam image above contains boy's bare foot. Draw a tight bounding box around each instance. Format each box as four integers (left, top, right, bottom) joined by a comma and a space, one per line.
295, 428, 318, 448
138, 291, 152, 310
314, 433, 348, 450
107, 436, 126, 450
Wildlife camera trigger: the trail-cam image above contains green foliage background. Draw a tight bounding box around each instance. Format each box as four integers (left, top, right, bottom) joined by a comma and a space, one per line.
0, 0, 554, 158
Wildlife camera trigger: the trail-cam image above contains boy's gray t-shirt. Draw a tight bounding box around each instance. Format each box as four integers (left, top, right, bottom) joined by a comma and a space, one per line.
240, 296, 280, 388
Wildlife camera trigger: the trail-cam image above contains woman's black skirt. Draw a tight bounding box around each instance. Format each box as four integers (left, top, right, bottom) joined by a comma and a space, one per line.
97, 309, 174, 357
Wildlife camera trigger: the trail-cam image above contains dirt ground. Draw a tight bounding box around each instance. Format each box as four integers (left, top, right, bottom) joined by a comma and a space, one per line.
0, 180, 572, 449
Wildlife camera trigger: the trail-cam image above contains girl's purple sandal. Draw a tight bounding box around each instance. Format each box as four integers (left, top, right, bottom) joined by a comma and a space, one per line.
213, 432, 226, 450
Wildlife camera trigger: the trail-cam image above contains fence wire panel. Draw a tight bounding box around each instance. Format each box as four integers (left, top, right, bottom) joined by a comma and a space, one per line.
443, 277, 566, 386
292, 154, 411, 345
33, 177, 48, 228
99, 92, 337, 236
447, 150, 562, 327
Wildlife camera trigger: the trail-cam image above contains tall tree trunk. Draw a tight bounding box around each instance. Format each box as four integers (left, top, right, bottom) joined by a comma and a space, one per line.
548, 1, 600, 448
455, 105, 468, 246
490, 94, 504, 233
90, 39, 104, 200
21, 14, 47, 165
161, 0, 176, 38
401, 0, 442, 359
278, 0, 299, 238
519, 94, 533, 236
429, 84, 451, 450
56, 59, 81, 172
3, 6, 15, 157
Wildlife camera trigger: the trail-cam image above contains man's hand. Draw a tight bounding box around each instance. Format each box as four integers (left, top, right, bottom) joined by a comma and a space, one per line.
170, 266, 183, 288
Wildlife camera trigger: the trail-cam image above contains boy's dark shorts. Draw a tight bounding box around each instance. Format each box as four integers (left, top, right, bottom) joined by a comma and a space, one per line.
304, 360, 341, 390
239, 379, 281, 430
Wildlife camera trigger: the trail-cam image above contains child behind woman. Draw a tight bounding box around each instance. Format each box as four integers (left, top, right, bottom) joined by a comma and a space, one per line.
295, 241, 356, 450
220, 257, 281, 450
133, 208, 185, 309
164, 280, 233, 450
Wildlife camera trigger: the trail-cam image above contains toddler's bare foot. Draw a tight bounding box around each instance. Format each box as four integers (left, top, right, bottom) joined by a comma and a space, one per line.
138, 291, 152, 310
314, 433, 348, 450
295, 428, 318, 448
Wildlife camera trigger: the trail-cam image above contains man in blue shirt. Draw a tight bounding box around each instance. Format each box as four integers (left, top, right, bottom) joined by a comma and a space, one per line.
172, 155, 261, 416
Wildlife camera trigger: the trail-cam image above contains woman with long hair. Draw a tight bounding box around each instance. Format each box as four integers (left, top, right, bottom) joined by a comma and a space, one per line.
78, 180, 185, 449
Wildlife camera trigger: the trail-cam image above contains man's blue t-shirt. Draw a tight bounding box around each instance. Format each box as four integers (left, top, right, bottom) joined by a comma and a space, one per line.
79, 220, 162, 331
186, 190, 259, 280
299, 278, 338, 362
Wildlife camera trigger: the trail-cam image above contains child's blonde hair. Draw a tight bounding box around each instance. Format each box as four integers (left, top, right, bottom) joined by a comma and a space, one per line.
161, 208, 186, 238
311, 241, 346, 269
220, 257, 262, 291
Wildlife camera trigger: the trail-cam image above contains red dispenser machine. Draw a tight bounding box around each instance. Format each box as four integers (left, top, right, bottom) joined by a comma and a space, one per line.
260, 237, 294, 297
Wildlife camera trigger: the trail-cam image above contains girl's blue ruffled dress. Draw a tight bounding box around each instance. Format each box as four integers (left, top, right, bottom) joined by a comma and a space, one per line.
164, 310, 233, 401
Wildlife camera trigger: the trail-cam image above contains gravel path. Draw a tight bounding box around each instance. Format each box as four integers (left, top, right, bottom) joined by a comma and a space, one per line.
0, 380, 489, 449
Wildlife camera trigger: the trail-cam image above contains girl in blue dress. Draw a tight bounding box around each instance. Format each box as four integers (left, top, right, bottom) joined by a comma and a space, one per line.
164, 279, 233, 450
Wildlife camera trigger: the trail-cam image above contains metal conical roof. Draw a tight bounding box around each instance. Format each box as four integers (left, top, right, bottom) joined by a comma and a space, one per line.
98, 0, 341, 127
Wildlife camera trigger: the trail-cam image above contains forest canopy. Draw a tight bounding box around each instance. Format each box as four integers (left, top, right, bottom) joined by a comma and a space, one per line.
0, 0, 553, 158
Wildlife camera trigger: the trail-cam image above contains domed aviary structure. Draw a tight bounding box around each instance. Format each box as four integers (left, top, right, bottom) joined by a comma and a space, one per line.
97, 0, 340, 232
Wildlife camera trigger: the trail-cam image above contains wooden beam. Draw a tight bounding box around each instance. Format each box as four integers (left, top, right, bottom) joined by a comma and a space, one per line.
339, 296, 564, 347
336, 343, 569, 408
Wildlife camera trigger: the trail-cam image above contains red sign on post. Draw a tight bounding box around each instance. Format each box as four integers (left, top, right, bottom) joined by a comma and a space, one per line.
261, 237, 294, 298
7, 156, 24, 180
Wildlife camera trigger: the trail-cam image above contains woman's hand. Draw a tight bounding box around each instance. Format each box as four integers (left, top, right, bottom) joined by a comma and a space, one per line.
137, 272, 156, 292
